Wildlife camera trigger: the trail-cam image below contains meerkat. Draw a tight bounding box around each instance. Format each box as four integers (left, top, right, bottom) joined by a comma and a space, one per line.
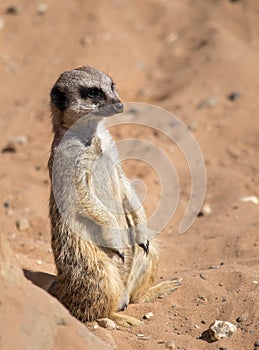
48, 66, 180, 327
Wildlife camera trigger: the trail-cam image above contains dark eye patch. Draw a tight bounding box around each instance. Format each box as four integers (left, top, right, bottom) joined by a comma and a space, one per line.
79, 87, 105, 100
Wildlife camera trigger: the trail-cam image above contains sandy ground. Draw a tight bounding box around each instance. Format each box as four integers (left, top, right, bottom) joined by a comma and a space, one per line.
0, 0, 258, 349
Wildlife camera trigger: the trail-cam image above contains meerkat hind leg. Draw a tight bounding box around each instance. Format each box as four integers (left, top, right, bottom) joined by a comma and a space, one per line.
108, 280, 180, 327
109, 312, 143, 328
133, 279, 181, 304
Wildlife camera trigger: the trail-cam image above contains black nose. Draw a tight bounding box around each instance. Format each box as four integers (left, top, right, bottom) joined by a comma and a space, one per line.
114, 103, 124, 113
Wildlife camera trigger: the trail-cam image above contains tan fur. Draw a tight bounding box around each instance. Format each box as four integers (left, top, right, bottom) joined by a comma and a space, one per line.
48, 66, 180, 327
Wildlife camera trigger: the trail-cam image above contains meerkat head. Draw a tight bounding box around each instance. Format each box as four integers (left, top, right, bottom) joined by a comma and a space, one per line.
50, 66, 123, 131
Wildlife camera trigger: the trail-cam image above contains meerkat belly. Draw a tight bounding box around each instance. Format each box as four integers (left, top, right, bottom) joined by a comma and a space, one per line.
92, 154, 124, 216
93, 132, 127, 228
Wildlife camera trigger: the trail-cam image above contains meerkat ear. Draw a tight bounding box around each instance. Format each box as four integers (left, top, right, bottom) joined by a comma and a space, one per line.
50, 86, 69, 111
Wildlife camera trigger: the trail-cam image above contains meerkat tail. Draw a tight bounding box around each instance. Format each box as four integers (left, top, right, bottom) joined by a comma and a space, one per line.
132, 279, 181, 304
109, 312, 143, 328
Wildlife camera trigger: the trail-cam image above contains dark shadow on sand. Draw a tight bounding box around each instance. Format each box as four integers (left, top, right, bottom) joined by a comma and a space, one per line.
199, 330, 215, 343
23, 269, 56, 292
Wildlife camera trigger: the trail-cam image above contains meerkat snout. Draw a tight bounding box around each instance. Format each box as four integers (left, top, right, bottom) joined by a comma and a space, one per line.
92, 101, 123, 117
113, 102, 124, 113
50, 66, 123, 131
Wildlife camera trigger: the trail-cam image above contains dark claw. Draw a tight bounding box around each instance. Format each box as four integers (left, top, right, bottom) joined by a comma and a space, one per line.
120, 303, 128, 312
139, 240, 149, 255
117, 249, 125, 263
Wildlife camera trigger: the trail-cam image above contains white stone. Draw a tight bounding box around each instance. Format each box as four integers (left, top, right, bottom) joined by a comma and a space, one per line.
240, 196, 258, 204
209, 320, 237, 341
201, 204, 212, 215
165, 340, 176, 349
37, 3, 48, 14
16, 218, 30, 231
0, 17, 5, 31
96, 318, 116, 330
143, 312, 154, 320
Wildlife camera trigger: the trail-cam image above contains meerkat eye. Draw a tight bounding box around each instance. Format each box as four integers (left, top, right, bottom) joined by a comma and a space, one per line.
111, 82, 115, 92
87, 88, 102, 98
79, 87, 105, 100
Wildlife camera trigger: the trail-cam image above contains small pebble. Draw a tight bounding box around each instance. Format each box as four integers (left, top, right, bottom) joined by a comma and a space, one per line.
0, 17, 4, 31
7, 209, 14, 216
236, 316, 244, 323
2, 136, 28, 153
209, 320, 237, 341
201, 320, 207, 324
157, 340, 165, 344
143, 312, 154, 320
209, 265, 220, 270
166, 32, 178, 43
219, 347, 227, 350
198, 295, 208, 302
16, 218, 30, 231
36, 259, 42, 265
138, 336, 150, 340
93, 324, 99, 330
200, 273, 206, 280
240, 196, 258, 205
80, 35, 93, 46
188, 122, 198, 131
12, 135, 28, 146
254, 341, 259, 348
97, 318, 116, 330
165, 340, 176, 349
199, 204, 212, 216
228, 91, 240, 101
197, 97, 217, 109
37, 3, 48, 14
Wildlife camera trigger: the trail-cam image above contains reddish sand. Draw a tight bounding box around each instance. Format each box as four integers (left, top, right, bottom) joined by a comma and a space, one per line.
0, 1, 258, 349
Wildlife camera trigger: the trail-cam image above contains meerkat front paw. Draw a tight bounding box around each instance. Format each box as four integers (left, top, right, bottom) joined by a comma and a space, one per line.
138, 240, 149, 255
